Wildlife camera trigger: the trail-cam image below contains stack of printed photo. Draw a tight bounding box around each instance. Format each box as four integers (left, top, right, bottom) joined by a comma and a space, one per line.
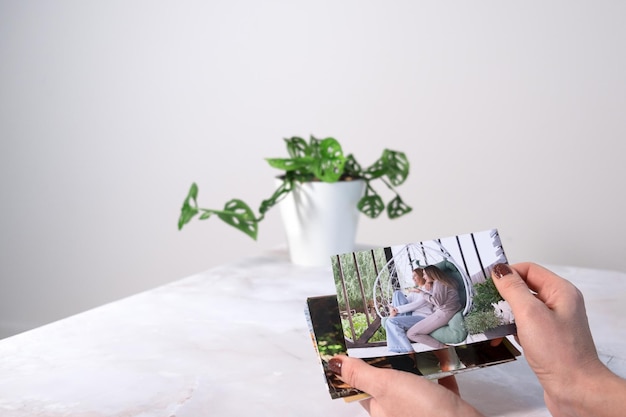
305, 228, 521, 401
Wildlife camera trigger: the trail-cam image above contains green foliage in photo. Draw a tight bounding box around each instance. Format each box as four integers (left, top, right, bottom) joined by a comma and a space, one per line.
464, 276, 506, 334
332, 248, 389, 314
471, 277, 503, 312
342, 313, 387, 343
464, 310, 502, 335
316, 337, 346, 359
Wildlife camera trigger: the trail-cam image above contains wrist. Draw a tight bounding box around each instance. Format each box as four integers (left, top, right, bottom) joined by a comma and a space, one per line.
546, 360, 626, 417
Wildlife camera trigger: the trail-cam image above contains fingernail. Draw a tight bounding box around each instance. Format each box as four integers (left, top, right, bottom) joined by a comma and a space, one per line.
328, 357, 343, 376
492, 263, 513, 279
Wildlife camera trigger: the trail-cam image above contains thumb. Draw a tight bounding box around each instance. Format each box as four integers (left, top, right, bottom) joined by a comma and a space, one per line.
328, 355, 469, 414
328, 355, 392, 397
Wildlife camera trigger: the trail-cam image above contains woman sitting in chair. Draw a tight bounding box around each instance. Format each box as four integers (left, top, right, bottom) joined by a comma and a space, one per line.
406, 265, 462, 366
384, 268, 433, 353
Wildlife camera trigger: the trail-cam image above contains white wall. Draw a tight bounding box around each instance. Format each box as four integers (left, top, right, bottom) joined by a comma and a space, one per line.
1, 1, 625, 338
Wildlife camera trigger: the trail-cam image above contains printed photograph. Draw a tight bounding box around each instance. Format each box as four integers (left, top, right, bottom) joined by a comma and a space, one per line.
331, 228, 517, 364
305, 294, 520, 401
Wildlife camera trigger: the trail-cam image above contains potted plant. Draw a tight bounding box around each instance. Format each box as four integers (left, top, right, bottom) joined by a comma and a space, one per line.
177, 135, 412, 265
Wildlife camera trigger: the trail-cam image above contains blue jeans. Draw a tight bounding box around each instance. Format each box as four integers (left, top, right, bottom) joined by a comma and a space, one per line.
385, 291, 426, 353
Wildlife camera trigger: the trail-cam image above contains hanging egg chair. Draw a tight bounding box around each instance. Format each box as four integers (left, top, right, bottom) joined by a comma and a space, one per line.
373, 242, 473, 344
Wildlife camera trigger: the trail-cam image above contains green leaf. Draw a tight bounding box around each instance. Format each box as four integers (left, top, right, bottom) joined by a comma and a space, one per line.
216, 199, 259, 240
363, 157, 387, 180
383, 150, 409, 186
177, 183, 199, 230
386, 195, 412, 219
259, 176, 293, 216
311, 137, 346, 182
284, 136, 309, 158
343, 154, 362, 178
265, 157, 313, 172
308, 135, 322, 149
358, 194, 385, 218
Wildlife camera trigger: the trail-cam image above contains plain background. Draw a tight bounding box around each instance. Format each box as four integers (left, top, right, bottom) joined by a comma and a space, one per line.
1, 1, 625, 338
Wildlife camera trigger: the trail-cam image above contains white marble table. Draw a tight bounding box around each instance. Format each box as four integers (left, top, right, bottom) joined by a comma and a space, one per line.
1, 252, 625, 417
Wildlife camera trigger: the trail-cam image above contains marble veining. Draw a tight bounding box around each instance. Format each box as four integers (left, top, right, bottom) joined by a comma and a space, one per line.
0, 251, 625, 417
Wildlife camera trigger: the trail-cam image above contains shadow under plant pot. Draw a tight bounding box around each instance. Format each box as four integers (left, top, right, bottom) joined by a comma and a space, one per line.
277, 178, 366, 267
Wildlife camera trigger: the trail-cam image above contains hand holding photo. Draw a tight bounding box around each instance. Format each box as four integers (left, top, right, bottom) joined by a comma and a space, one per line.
306, 228, 521, 400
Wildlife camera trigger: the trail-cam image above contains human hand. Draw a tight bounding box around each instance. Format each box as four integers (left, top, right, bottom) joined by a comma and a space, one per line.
491, 262, 626, 417
389, 307, 398, 317
327, 355, 483, 417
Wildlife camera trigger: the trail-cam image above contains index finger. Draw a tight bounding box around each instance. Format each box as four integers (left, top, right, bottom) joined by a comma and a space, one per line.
492, 262, 581, 317
490, 263, 544, 315
510, 262, 580, 309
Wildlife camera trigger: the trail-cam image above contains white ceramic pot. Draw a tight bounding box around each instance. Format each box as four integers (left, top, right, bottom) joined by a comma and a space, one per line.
277, 178, 366, 267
